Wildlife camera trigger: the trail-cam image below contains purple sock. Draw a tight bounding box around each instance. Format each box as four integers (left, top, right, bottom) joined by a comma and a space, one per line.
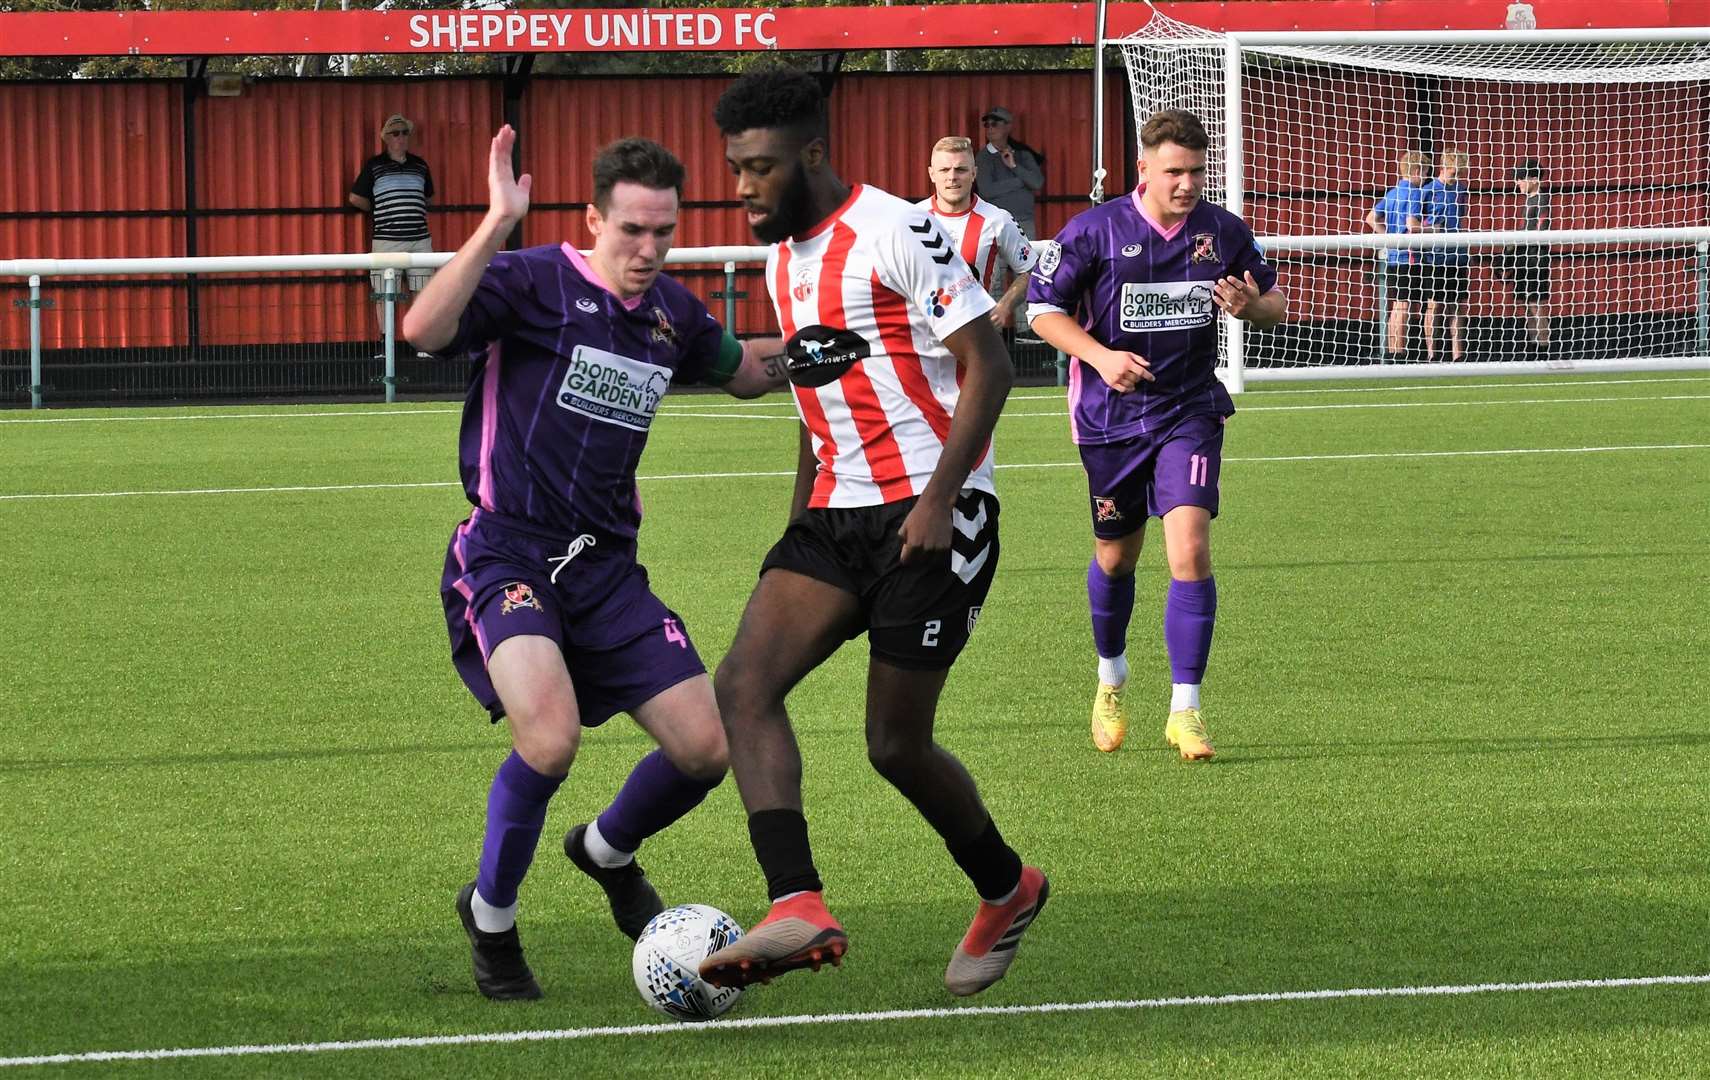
475, 751, 564, 908
595, 749, 722, 854
1164, 576, 1218, 683
1087, 559, 1136, 659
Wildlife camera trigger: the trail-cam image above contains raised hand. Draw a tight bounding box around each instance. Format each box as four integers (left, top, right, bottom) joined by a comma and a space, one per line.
487, 125, 532, 225
1214, 271, 1262, 320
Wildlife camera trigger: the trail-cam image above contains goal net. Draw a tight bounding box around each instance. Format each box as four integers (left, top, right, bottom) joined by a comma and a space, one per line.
1117, 11, 1710, 382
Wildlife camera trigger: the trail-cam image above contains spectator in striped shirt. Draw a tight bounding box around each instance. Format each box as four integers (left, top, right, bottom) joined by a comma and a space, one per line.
349, 113, 436, 354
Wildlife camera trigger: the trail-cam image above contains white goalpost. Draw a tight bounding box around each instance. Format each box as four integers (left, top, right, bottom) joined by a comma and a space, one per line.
1116, 11, 1710, 388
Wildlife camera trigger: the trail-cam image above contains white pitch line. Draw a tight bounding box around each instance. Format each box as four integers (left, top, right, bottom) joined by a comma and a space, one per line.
0, 480, 461, 502
1241, 374, 1710, 395
4, 972, 1705, 1069
992, 393, 1710, 420
3, 377, 1702, 427
0, 407, 458, 426
639, 392, 1710, 423
1, 443, 1706, 502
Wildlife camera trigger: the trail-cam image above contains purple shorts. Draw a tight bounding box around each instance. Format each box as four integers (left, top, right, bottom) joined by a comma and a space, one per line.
1079, 413, 1225, 539
439, 509, 705, 726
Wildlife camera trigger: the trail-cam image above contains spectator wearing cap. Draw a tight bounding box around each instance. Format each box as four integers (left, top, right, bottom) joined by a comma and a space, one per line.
349, 113, 436, 354
975, 106, 1045, 240
1504, 156, 1552, 355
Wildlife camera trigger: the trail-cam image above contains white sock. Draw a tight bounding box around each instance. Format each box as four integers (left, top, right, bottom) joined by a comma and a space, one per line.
583, 819, 635, 869
774, 890, 809, 904
1098, 654, 1129, 690
983, 883, 1018, 906
1171, 683, 1202, 712
471, 887, 517, 934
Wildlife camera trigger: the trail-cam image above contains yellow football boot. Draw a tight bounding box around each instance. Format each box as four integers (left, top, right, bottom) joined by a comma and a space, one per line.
1091, 683, 1128, 752
1164, 707, 1215, 761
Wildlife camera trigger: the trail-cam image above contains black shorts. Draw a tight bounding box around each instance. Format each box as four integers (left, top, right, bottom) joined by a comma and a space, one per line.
1511, 252, 1551, 303
1427, 262, 1469, 305
759, 490, 999, 671
1385, 262, 1425, 304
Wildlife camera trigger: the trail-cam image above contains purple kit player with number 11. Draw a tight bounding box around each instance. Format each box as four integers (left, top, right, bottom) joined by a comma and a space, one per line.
403, 127, 788, 1001
1028, 109, 1286, 759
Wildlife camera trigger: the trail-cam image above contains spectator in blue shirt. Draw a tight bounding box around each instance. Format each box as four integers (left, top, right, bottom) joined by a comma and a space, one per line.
1364, 151, 1428, 361
1421, 148, 1470, 362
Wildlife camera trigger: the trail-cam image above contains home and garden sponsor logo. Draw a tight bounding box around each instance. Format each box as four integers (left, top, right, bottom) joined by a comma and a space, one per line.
557, 345, 671, 432
1119, 281, 1215, 332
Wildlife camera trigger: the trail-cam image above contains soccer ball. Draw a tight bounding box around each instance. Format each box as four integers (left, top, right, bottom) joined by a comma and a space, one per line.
631, 904, 745, 1021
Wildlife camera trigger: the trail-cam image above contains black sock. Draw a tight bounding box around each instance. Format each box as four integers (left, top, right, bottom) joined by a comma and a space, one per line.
748, 809, 823, 900
945, 817, 1023, 903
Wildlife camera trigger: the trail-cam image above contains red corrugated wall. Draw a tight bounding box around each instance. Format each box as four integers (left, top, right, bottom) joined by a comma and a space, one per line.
0, 70, 1125, 351
13, 67, 1697, 351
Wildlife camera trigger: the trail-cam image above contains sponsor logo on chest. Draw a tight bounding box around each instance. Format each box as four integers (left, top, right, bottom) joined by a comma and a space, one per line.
557, 344, 671, 432
1119, 280, 1215, 333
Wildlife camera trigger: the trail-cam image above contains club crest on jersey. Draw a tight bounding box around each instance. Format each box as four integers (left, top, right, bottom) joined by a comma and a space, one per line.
500, 582, 541, 615
1121, 242, 1143, 257
791, 264, 816, 303
785, 324, 870, 388
1093, 496, 1122, 523
575, 297, 599, 313
649, 307, 678, 345
1036, 240, 1063, 278
967, 605, 983, 633
1192, 233, 1220, 264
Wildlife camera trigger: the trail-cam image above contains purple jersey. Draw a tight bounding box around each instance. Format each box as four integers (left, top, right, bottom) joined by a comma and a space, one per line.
1028, 188, 1276, 445
442, 242, 724, 541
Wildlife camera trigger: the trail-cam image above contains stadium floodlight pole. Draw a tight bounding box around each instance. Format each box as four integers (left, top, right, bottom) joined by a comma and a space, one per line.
1090, 0, 1107, 204
28, 274, 42, 410
1221, 34, 1245, 394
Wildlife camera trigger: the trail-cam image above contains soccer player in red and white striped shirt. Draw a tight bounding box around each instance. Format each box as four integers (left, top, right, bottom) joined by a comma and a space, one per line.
699, 69, 1048, 999
918, 136, 1039, 330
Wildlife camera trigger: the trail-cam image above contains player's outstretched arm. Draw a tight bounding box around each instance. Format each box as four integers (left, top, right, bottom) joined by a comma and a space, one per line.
1028, 311, 1154, 392
402, 126, 533, 354
896, 315, 1012, 563
719, 336, 789, 399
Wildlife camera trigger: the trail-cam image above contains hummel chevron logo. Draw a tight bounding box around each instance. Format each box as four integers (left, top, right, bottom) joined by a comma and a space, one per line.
910, 220, 958, 264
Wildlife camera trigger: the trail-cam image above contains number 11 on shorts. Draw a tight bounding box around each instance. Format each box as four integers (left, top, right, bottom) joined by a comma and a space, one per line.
1189, 453, 1209, 487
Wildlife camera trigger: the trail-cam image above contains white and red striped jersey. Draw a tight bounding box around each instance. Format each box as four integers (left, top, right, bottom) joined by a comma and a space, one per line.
768, 184, 998, 509
916, 194, 1039, 292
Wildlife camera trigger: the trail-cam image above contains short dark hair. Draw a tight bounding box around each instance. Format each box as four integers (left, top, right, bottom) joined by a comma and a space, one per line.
1141, 109, 1210, 153
591, 137, 685, 212
714, 68, 827, 144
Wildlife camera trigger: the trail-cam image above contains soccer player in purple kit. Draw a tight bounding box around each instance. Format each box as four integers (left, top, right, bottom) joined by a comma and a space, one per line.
403, 126, 788, 1001
1028, 109, 1286, 759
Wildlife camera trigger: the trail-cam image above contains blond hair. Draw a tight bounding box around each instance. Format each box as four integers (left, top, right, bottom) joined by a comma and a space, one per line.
933, 136, 973, 156
1399, 150, 1429, 175
1439, 147, 1468, 171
